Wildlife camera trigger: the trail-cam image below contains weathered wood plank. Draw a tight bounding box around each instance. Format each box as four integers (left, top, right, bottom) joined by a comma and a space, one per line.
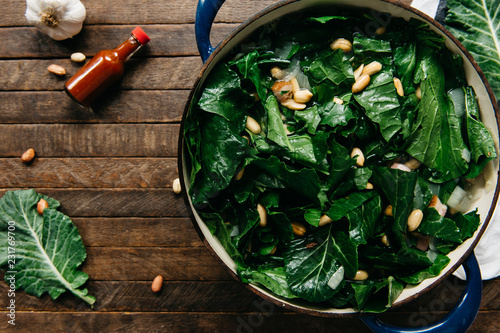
0, 0, 277, 26
0, 311, 496, 333
0, 158, 179, 188
0, 58, 201, 91
73, 217, 202, 247
1, 277, 498, 313
0, 91, 188, 123
0, 124, 179, 157
0, 24, 237, 58
0, 189, 189, 217
0, 281, 260, 312
82, 247, 231, 281
0, 276, 498, 313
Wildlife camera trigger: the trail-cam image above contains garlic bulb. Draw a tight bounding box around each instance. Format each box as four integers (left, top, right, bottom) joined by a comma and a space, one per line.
25, 0, 86, 41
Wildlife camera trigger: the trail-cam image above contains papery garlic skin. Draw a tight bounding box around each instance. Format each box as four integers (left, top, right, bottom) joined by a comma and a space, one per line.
25, 0, 86, 41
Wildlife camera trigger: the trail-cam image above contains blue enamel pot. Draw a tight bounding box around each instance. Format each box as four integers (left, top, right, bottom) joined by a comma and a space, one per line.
178, 0, 500, 332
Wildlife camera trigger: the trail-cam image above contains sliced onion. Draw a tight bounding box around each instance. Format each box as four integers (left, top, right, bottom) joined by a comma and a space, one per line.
275, 41, 294, 60
295, 71, 311, 91
461, 148, 471, 163
448, 87, 466, 118
446, 185, 466, 210
327, 265, 345, 290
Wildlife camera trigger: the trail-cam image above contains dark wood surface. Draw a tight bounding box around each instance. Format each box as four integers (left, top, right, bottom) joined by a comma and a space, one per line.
1, 0, 499, 332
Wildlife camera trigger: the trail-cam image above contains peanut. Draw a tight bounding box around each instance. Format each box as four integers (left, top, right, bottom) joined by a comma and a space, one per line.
394, 77, 404, 96
291, 77, 300, 94
151, 275, 164, 293
318, 214, 333, 227
47, 64, 66, 76
293, 89, 313, 104
352, 74, 370, 93
291, 222, 306, 237
330, 38, 352, 53
305, 242, 318, 249
21, 148, 36, 163
354, 270, 369, 281
365, 182, 374, 190
246, 116, 262, 134
381, 234, 390, 247
351, 147, 365, 167
270, 66, 285, 80
354, 64, 364, 81
407, 209, 423, 232
362, 61, 382, 76
416, 85, 422, 99
375, 26, 386, 35
37, 199, 49, 215
333, 97, 344, 105
281, 99, 306, 110
234, 167, 245, 181
269, 245, 277, 255
384, 205, 393, 217
172, 178, 182, 194
70, 52, 86, 63
257, 204, 267, 227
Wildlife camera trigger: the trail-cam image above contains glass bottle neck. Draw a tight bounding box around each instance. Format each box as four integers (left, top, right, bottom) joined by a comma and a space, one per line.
114, 35, 143, 61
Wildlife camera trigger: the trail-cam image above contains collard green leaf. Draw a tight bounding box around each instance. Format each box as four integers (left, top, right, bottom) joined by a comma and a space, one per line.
0, 190, 95, 305
197, 63, 253, 122
239, 266, 298, 299
284, 226, 342, 302
307, 49, 354, 85
407, 47, 469, 182
446, 0, 500, 97
346, 195, 382, 246
353, 69, 402, 141
352, 276, 404, 313
191, 114, 248, 206
251, 156, 327, 206
398, 253, 450, 284
417, 208, 463, 243
371, 167, 418, 247
464, 87, 497, 162
266, 95, 292, 149
326, 191, 377, 222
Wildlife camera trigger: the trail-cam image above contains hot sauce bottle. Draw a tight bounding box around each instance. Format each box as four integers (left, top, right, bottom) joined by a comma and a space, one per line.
65, 27, 150, 108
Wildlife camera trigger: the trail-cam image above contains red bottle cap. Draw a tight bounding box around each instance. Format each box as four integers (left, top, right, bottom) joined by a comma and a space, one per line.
132, 27, 150, 45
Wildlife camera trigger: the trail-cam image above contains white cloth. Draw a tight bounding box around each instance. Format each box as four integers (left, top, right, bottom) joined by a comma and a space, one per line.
410, 0, 500, 280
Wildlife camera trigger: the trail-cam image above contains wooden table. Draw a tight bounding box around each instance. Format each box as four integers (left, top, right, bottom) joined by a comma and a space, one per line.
0, 0, 499, 331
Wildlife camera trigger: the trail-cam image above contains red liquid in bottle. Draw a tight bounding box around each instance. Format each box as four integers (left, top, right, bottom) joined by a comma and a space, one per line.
65, 27, 150, 107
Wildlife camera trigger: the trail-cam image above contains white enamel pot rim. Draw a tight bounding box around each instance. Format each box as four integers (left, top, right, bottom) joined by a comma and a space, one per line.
178, 0, 500, 317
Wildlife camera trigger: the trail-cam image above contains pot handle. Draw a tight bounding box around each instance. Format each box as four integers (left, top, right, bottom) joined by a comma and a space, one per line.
195, 0, 226, 63
361, 252, 482, 333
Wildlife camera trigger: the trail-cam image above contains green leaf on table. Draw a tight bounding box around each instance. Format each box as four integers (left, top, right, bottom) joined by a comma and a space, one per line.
0, 190, 95, 305
446, 0, 500, 97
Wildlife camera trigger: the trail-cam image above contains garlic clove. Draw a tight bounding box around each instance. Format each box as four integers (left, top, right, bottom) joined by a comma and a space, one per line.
25, 0, 86, 41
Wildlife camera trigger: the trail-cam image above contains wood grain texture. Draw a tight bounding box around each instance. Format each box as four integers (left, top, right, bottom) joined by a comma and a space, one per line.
0, 58, 201, 91
0, 311, 498, 333
0, 91, 188, 123
3, 277, 499, 313
0, 24, 237, 58
73, 217, 203, 247
0, 189, 188, 217
0, 0, 277, 26
0, 158, 178, 188
0, 124, 179, 157
82, 247, 231, 281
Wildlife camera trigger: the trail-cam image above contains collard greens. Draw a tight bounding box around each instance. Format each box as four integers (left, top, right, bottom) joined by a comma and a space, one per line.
0, 190, 95, 305
184, 9, 496, 312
